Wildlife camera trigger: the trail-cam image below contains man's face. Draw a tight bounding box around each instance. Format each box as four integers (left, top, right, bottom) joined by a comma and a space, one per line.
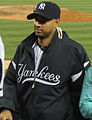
34, 15, 57, 39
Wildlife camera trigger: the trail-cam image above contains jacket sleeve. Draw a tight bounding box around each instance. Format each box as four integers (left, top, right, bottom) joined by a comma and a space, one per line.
69, 45, 91, 120
0, 36, 5, 97
0, 59, 2, 86
0, 44, 21, 114
79, 66, 92, 119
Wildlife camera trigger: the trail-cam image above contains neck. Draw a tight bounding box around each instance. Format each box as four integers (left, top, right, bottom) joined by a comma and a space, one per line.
38, 30, 56, 47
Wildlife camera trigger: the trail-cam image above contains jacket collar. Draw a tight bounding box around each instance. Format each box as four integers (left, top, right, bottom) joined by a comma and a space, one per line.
21, 30, 59, 52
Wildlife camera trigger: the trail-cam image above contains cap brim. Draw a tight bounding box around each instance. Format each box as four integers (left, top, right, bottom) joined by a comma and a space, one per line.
27, 12, 52, 20
27, 12, 46, 20
27, 13, 35, 20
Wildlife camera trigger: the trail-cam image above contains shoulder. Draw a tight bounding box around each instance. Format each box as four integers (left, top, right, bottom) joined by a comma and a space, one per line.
88, 66, 92, 71
21, 32, 37, 46
62, 31, 91, 68
82, 66, 92, 86
0, 36, 4, 47
62, 31, 87, 56
16, 32, 36, 50
62, 31, 84, 50
0, 36, 4, 58
86, 66, 92, 78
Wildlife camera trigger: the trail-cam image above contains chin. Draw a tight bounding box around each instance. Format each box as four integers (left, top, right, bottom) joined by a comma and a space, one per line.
36, 33, 43, 37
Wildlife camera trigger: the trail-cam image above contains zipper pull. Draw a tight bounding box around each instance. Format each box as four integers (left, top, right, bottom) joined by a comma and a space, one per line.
32, 83, 35, 88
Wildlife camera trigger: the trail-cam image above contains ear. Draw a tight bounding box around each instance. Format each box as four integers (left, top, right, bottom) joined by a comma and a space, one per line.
55, 19, 60, 27
56, 19, 60, 23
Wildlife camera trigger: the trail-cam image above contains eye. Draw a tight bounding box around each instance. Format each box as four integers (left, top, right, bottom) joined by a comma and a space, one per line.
35, 18, 47, 24
39, 19, 47, 24
34, 15, 51, 24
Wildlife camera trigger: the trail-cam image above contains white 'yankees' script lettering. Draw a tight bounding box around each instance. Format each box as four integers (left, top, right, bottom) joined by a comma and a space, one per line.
17, 64, 60, 85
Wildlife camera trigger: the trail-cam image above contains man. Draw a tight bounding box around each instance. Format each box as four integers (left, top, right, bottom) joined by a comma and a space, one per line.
0, 36, 4, 97
0, 1, 91, 120
79, 66, 92, 119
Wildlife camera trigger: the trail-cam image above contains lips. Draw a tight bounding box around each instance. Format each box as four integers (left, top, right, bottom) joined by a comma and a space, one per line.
35, 29, 43, 33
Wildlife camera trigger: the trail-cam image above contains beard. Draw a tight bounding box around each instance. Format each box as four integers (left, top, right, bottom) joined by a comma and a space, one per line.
35, 29, 53, 40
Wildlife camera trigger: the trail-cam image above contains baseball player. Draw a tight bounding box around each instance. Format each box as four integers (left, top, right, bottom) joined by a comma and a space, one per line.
0, 1, 91, 120
79, 66, 92, 119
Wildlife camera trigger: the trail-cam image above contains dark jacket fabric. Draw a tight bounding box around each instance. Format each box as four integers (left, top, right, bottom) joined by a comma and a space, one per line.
0, 30, 91, 120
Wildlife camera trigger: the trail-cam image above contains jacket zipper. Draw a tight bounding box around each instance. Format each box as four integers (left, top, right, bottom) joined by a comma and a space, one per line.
32, 49, 43, 88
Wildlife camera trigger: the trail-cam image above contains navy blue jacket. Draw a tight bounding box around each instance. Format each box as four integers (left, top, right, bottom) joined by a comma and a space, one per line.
0, 30, 91, 120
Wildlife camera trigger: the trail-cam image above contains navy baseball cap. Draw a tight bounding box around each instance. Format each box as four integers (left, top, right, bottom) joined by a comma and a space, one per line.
27, 1, 60, 20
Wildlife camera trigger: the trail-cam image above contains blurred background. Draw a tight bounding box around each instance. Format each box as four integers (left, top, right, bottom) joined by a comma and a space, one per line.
0, 0, 92, 63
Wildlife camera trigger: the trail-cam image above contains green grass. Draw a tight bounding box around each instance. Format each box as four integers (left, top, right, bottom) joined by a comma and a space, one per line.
0, 0, 92, 13
0, 20, 34, 59
0, 0, 92, 62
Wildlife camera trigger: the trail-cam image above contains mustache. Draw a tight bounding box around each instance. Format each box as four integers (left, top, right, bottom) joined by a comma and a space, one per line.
34, 27, 43, 31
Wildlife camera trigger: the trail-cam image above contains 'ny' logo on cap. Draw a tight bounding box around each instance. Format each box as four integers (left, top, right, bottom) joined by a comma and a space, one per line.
38, 3, 46, 10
